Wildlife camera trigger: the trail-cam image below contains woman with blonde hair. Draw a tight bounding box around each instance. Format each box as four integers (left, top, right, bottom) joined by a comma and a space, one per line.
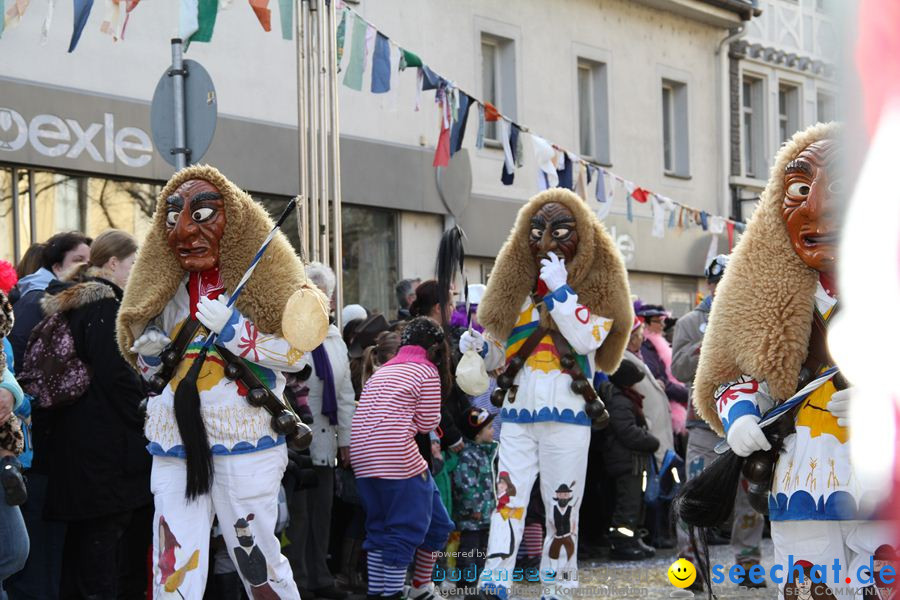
27, 229, 152, 598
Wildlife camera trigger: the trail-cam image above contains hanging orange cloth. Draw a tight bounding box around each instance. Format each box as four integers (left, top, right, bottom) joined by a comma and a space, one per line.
248, 0, 271, 31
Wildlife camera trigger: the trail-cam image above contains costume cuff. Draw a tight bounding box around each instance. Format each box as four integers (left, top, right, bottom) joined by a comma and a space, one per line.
722, 401, 761, 433
543, 284, 575, 311
217, 308, 242, 343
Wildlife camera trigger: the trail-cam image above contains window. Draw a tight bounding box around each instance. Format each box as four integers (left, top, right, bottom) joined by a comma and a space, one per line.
577, 58, 610, 164
742, 75, 765, 178
778, 83, 800, 144
0, 166, 157, 263
817, 91, 835, 123
341, 205, 398, 316
661, 79, 689, 176
480, 33, 516, 143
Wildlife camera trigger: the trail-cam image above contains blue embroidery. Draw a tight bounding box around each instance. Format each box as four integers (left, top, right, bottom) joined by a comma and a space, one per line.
141, 354, 162, 367
146, 435, 285, 458
500, 406, 590, 426
722, 400, 761, 433
542, 285, 574, 312
768, 490, 858, 521
218, 309, 241, 343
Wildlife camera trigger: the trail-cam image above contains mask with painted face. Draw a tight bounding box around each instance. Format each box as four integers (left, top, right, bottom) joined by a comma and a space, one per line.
781, 139, 841, 274
165, 179, 227, 272
528, 202, 579, 267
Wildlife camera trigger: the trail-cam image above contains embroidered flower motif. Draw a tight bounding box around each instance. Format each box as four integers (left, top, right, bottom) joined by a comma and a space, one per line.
237, 321, 260, 362
286, 347, 303, 365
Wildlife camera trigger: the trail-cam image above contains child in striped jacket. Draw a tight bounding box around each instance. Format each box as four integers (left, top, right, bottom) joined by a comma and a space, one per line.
350, 317, 455, 600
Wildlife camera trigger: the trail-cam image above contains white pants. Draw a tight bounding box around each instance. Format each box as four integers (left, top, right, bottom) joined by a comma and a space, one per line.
150, 445, 300, 600
480, 422, 590, 595
771, 520, 893, 600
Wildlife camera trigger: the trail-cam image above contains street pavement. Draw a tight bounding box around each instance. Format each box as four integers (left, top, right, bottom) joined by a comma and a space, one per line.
435, 538, 778, 600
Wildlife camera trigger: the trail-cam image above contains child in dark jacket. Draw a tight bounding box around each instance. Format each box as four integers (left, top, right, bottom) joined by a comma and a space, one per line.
600, 360, 660, 560
451, 407, 497, 586
350, 317, 455, 600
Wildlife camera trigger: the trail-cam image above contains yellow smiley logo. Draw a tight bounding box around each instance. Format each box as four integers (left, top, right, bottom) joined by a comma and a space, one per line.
667, 558, 697, 588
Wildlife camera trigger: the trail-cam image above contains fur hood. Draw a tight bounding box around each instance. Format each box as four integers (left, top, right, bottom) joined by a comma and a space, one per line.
116, 164, 328, 367
477, 188, 633, 373
694, 122, 839, 434
41, 266, 118, 317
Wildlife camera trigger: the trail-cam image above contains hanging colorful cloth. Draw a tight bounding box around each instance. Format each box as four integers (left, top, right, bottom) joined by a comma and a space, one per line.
475, 103, 486, 149
334, 9, 348, 68
99, 0, 120, 39
277, 0, 292, 40
631, 186, 650, 203
433, 85, 451, 168
651, 195, 666, 239
371, 32, 391, 93
595, 168, 614, 220
399, 48, 422, 70
556, 152, 574, 190
532, 135, 558, 189
483, 102, 501, 122
450, 94, 472, 156
500, 121, 519, 185
40, 0, 58, 44
726, 221, 735, 250
699, 211, 709, 231
119, 0, 140, 39
248, 0, 271, 31
188, 0, 218, 46
68, 0, 95, 52
4, 0, 30, 29
342, 14, 368, 91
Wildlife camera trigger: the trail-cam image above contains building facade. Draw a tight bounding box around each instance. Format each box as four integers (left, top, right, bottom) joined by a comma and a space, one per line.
727, 0, 839, 220
1, 0, 755, 316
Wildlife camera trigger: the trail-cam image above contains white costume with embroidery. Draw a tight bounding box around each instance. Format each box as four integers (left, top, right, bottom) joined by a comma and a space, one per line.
137, 280, 304, 600
138, 279, 305, 457
479, 284, 612, 595
715, 283, 890, 598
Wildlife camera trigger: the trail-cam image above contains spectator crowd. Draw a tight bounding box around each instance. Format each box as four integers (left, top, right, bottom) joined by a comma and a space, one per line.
0, 227, 744, 599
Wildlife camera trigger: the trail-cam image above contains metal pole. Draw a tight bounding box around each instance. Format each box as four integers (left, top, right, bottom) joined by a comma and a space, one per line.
27, 169, 36, 246
306, 1, 319, 262
171, 39, 188, 170
296, 0, 310, 261
11, 168, 20, 263
328, 0, 344, 327
316, 1, 329, 268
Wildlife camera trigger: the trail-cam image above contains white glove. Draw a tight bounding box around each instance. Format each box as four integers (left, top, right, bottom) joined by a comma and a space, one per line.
459, 330, 486, 354
130, 328, 171, 356
196, 295, 235, 335
539, 252, 568, 291
726, 415, 771, 457
826, 388, 852, 427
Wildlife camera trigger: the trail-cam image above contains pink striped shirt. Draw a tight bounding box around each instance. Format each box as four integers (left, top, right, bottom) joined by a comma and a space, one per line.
350, 345, 442, 479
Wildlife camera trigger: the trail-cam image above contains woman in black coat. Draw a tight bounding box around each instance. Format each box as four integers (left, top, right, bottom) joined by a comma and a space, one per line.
600, 360, 659, 561
32, 230, 151, 599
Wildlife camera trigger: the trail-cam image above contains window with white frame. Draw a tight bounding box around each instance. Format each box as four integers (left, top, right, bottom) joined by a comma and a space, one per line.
480, 33, 516, 143
817, 91, 835, 123
742, 75, 765, 178
778, 83, 800, 144
577, 58, 610, 164
662, 79, 689, 176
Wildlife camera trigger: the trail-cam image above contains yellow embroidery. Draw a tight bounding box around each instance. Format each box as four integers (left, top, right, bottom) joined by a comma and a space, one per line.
827, 458, 841, 489
781, 459, 794, 491
805, 458, 818, 492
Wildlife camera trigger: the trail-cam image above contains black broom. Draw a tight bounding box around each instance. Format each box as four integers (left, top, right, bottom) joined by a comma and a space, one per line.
174, 199, 296, 499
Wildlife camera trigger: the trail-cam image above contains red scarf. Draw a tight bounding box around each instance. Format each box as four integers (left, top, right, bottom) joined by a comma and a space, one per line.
188, 268, 225, 318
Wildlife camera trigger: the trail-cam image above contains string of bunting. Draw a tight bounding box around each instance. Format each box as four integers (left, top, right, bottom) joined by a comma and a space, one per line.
0, 0, 746, 245
335, 2, 747, 244
0, 0, 295, 53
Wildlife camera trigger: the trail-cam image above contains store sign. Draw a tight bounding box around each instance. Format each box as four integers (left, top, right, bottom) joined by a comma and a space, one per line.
0, 107, 153, 168
606, 224, 636, 266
